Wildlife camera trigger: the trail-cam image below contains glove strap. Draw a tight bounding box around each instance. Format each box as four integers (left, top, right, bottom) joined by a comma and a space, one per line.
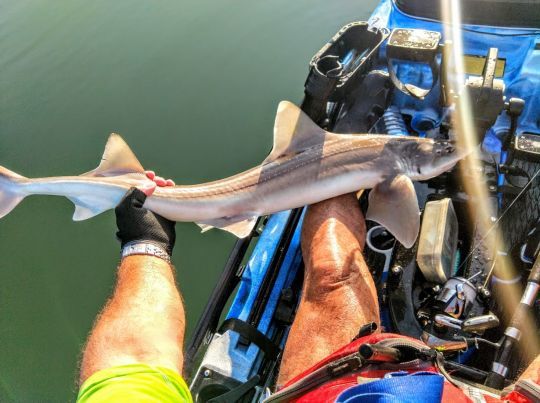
121, 241, 171, 263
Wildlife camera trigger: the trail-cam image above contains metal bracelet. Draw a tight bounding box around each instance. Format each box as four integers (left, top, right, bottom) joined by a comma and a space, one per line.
121, 242, 171, 263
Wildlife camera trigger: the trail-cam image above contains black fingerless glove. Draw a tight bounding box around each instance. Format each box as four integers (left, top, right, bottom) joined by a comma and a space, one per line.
115, 188, 176, 255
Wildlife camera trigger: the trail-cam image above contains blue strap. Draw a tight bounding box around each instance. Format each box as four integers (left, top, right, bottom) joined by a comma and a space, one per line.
335, 371, 444, 403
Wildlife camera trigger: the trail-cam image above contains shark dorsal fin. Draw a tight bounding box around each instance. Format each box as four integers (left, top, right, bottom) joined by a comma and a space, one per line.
263, 101, 328, 164
83, 133, 145, 177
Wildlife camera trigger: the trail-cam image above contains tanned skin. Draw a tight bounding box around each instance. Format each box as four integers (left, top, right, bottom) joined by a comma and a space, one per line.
79, 171, 182, 384
518, 354, 540, 384
79, 185, 539, 391
79, 255, 185, 383
277, 193, 380, 386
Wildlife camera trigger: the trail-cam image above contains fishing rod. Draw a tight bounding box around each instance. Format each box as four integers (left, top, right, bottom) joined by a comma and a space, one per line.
485, 250, 540, 389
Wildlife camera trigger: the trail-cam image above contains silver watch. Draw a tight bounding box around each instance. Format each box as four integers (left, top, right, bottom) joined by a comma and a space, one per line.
121, 242, 171, 263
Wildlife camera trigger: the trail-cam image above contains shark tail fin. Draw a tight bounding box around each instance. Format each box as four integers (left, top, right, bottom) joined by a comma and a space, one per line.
0, 166, 27, 219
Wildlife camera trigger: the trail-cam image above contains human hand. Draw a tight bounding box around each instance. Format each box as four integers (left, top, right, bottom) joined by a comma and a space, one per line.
115, 171, 176, 255
136, 170, 176, 196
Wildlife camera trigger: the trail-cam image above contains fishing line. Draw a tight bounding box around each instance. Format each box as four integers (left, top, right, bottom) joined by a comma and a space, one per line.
457, 167, 540, 274
482, 258, 498, 288
467, 270, 483, 282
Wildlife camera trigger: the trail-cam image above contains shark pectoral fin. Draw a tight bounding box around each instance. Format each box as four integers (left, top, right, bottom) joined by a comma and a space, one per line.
263, 101, 329, 164
366, 175, 420, 249
68, 196, 117, 221
82, 133, 145, 177
196, 215, 258, 238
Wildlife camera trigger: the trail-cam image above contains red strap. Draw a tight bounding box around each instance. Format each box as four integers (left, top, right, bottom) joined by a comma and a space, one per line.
282, 333, 422, 388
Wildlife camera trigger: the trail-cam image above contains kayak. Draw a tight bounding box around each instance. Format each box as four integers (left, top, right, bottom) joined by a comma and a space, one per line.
187, 1, 540, 401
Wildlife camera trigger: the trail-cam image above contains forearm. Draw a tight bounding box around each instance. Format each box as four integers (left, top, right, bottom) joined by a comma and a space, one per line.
79, 255, 185, 383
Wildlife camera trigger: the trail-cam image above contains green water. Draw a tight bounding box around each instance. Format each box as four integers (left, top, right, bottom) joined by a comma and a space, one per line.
0, 1, 378, 400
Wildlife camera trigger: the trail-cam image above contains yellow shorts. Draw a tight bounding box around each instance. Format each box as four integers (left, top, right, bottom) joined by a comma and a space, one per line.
76, 363, 192, 402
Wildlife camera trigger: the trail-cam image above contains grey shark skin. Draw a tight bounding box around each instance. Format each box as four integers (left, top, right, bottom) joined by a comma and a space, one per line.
0, 101, 462, 248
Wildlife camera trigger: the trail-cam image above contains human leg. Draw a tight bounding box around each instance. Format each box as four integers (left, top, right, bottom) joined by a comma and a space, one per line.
77, 181, 190, 402
277, 194, 380, 386
79, 255, 185, 384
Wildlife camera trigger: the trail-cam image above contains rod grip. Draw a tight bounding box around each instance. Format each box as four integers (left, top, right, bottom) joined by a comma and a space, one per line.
527, 253, 540, 284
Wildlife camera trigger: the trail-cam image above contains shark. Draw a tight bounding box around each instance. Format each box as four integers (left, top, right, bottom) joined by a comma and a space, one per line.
0, 101, 462, 248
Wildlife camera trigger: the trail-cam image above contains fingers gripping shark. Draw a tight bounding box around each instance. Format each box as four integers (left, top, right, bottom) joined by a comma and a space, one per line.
0, 101, 462, 248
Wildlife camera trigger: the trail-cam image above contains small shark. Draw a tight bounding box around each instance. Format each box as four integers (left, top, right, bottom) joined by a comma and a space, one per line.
0, 101, 462, 248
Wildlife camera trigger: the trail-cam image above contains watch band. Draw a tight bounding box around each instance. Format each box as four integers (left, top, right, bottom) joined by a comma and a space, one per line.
121, 241, 171, 263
